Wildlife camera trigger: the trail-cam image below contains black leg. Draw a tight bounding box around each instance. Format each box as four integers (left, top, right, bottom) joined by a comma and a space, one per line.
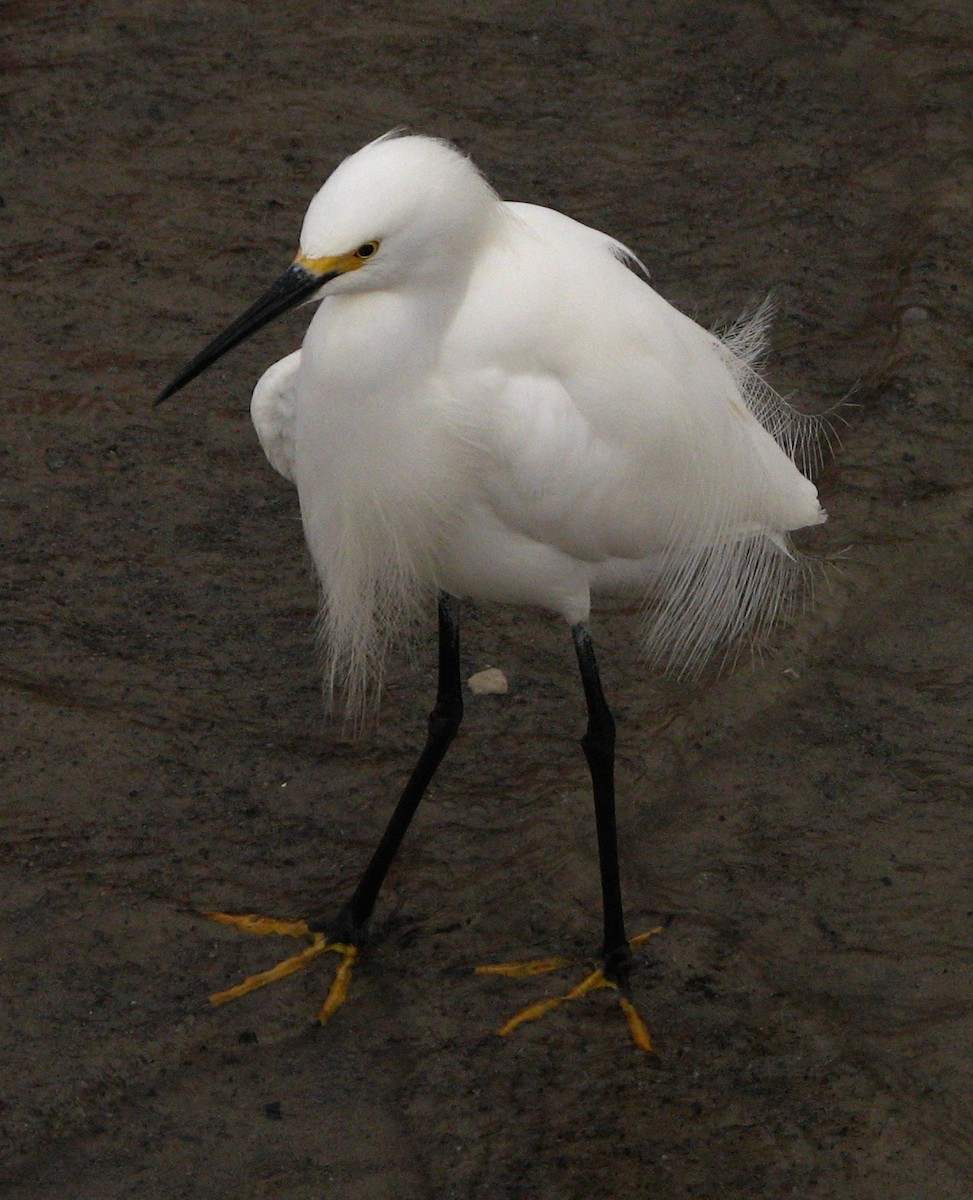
316, 592, 464, 945
571, 622, 632, 990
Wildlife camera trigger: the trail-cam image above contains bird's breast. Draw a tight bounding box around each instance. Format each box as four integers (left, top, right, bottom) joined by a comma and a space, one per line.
291, 333, 472, 600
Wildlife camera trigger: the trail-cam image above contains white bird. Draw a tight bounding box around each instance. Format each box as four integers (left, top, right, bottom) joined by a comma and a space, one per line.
158, 131, 826, 1050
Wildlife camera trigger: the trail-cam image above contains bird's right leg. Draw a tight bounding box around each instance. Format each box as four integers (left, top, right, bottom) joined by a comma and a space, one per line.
205, 592, 464, 1024
314, 589, 464, 945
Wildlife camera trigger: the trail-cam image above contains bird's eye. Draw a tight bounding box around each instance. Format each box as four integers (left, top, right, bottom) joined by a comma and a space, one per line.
355, 241, 379, 259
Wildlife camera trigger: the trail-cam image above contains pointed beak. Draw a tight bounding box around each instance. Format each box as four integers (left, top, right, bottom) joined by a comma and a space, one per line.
155, 259, 339, 405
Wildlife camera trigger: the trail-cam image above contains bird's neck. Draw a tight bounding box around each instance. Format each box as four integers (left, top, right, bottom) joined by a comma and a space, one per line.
304, 275, 470, 407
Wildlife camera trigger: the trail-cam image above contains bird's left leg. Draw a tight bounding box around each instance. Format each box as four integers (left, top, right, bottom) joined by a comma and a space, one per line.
478, 622, 659, 1051
205, 592, 464, 1024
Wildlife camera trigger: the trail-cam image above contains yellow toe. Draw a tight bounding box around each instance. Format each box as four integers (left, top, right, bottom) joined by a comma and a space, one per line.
204, 911, 358, 1022
479, 928, 663, 1052
618, 995, 654, 1053
206, 911, 314, 939
316, 943, 358, 1025
496, 966, 610, 1035
475, 956, 574, 980
209, 932, 329, 1005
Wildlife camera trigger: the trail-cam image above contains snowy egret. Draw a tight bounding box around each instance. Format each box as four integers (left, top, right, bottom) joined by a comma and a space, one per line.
158, 132, 826, 1050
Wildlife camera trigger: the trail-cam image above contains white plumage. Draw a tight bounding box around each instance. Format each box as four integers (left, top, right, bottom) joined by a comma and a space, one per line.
250, 349, 300, 481
246, 133, 824, 711
159, 130, 829, 1045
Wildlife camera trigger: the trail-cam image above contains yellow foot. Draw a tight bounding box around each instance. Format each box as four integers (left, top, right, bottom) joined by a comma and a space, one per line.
205, 912, 358, 1024
475, 928, 663, 1053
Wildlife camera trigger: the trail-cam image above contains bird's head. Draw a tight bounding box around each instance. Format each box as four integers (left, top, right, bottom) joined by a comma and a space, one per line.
156, 132, 498, 404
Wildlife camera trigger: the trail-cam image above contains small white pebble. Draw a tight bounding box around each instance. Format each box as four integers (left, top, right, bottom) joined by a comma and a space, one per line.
467, 667, 509, 695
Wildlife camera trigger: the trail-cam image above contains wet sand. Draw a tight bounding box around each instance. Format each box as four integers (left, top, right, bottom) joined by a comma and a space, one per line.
2, 2, 972, 1196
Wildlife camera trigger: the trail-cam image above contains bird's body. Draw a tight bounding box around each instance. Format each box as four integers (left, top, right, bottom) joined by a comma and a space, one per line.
160, 132, 827, 1048
246, 137, 823, 708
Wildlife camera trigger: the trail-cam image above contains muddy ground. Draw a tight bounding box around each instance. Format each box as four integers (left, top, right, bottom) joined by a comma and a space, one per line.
2, 1, 972, 1197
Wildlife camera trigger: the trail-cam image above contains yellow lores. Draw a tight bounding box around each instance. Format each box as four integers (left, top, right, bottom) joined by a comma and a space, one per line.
295, 239, 379, 278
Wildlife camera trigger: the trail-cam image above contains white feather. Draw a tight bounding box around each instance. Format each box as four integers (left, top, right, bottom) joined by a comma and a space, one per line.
248, 135, 826, 713
251, 350, 301, 482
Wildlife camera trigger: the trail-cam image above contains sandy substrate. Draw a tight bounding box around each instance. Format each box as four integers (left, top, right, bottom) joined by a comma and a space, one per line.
2, 2, 972, 1197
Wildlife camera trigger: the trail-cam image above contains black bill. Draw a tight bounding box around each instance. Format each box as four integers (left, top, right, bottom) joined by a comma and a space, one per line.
155, 261, 334, 405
